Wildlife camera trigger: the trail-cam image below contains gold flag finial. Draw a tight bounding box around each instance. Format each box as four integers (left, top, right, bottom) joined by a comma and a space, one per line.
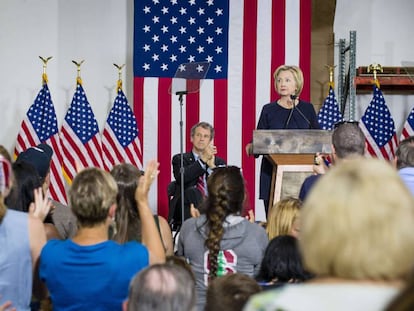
39, 56, 53, 84
114, 63, 125, 91
72, 60, 85, 85
325, 65, 336, 88
367, 63, 383, 87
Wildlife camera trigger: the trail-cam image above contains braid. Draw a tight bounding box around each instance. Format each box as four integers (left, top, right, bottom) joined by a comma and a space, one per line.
205, 186, 229, 279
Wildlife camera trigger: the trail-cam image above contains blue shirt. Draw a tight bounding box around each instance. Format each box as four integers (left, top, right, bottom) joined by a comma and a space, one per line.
40, 239, 149, 311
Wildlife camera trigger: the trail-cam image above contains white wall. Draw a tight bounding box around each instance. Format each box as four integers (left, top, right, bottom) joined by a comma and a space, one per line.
0, 0, 134, 154
334, 0, 414, 133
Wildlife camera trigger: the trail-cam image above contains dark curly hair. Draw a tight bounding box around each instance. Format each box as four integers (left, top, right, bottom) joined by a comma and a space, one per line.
256, 235, 312, 284
203, 166, 245, 279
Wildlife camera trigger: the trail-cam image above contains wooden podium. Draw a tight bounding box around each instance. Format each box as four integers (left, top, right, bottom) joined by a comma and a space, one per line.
253, 129, 332, 211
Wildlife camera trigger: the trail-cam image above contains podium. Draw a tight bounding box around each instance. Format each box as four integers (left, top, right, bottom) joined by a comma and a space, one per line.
253, 129, 332, 211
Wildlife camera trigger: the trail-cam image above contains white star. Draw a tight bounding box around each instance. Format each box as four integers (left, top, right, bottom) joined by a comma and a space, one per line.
214, 65, 222, 73
206, 17, 214, 25
188, 0, 196, 5
197, 27, 204, 34
161, 44, 168, 52
170, 16, 178, 24
179, 7, 187, 15
161, 25, 169, 33
216, 8, 223, 16
196, 64, 204, 72
179, 45, 187, 53
215, 46, 223, 54
198, 7, 205, 15
188, 36, 196, 44
143, 6, 151, 14
170, 35, 178, 43
179, 26, 187, 34
170, 0, 178, 5
143, 25, 151, 33
179, 64, 186, 71
161, 63, 168, 71
197, 45, 204, 53
170, 54, 177, 62
188, 17, 196, 25
153, 0, 159, 4
207, 0, 214, 6
215, 27, 223, 35
188, 55, 195, 62
143, 44, 151, 51
152, 35, 159, 42
152, 54, 159, 61
161, 6, 169, 14
206, 55, 213, 62
206, 36, 214, 44
152, 16, 160, 23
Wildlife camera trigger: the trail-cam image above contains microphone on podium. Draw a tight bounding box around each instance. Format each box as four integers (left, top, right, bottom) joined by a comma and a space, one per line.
284, 94, 297, 129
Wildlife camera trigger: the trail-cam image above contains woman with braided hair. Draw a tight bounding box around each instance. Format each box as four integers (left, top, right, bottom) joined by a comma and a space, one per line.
177, 166, 268, 311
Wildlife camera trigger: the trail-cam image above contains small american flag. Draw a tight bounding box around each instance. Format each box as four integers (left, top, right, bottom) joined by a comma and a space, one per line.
60, 82, 103, 182
102, 88, 142, 171
15, 83, 67, 204
359, 84, 398, 160
400, 106, 414, 140
317, 85, 343, 130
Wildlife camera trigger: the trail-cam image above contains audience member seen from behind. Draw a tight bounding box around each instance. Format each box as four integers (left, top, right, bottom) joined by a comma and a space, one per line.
15, 144, 77, 239
265, 197, 301, 240
40, 161, 165, 311
245, 65, 320, 216
0, 156, 49, 311
177, 166, 268, 310
395, 136, 414, 196
245, 158, 414, 311
169, 122, 226, 227
256, 235, 312, 290
6, 161, 59, 240
205, 273, 261, 311
299, 120, 366, 201
110, 163, 174, 255
124, 263, 196, 311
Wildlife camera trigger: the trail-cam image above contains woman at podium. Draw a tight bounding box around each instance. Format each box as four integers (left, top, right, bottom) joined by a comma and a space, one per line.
246, 65, 320, 216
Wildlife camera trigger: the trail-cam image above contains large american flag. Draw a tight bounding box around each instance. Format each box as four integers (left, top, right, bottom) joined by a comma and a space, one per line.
60, 81, 103, 182
102, 88, 143, 171
15, 83, 67, 204
317, 85, 343, 130
400, 106, 414, 141
133, 0, 312, 219
359, 84, 398, 160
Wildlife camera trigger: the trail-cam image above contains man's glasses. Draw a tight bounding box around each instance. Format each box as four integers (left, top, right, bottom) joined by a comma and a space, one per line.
333, 120, 359, 129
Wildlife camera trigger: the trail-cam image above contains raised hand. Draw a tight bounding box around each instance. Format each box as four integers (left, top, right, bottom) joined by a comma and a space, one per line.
29, 188, 53, 221
135, 160, 159, 206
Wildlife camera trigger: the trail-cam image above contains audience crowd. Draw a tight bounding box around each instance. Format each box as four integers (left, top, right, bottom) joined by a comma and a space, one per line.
2, 128, 414, 311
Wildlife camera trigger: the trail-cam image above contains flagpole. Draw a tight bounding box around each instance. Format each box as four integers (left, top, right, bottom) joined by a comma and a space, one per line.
39, 56, 52, 85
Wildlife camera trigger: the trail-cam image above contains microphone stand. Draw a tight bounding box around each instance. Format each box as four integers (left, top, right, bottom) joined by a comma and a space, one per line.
176, 91, 187, 231
284, 95, 296, 129
287, 94, 313, 129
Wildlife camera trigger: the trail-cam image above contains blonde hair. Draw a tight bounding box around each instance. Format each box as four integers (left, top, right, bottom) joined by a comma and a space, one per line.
273, 65, 304, 96
69, 167, 118, 228
266, 197, 301, 240
301, 158, 414, 280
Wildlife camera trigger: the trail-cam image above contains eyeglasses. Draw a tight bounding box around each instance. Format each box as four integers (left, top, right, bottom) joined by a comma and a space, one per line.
333, 120, 359, 129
